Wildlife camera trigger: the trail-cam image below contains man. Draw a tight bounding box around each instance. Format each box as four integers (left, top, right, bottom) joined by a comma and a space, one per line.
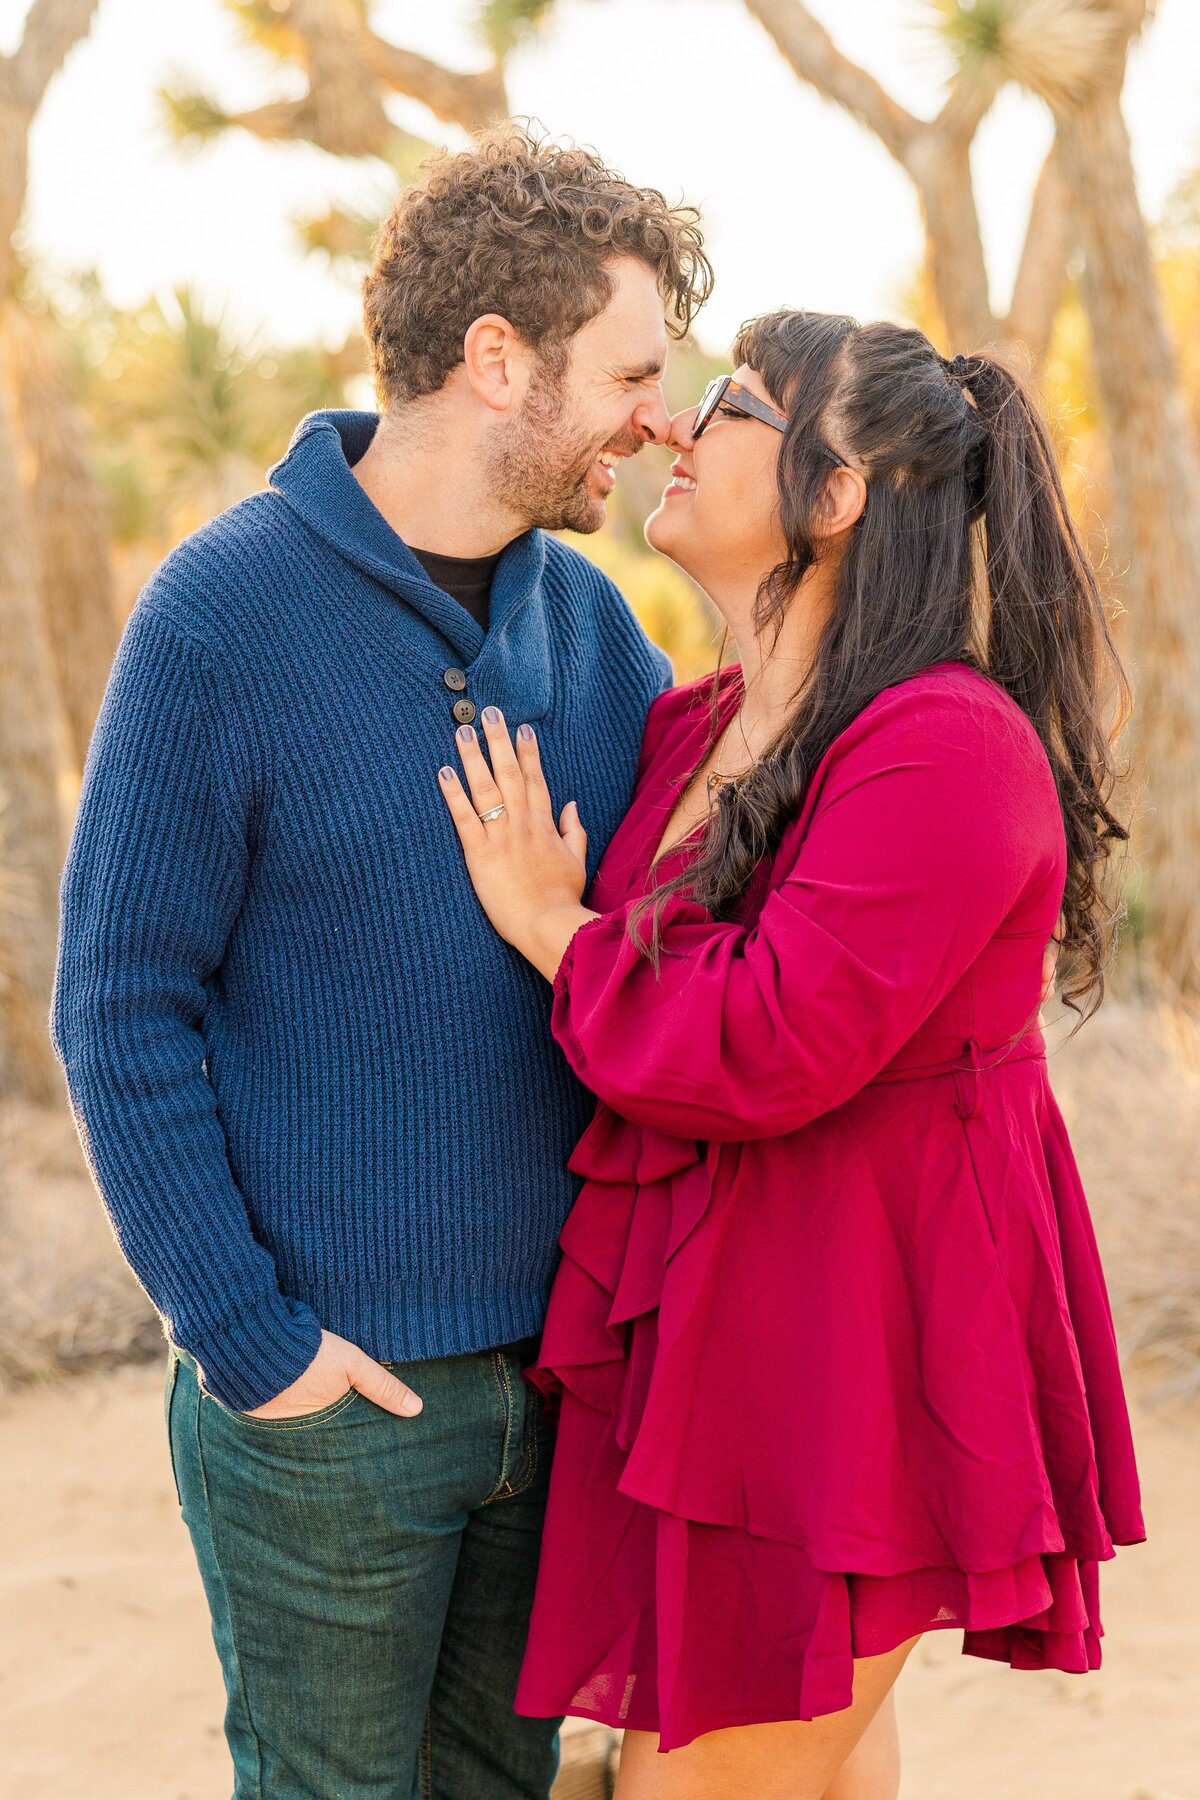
51, 125, 711, 1798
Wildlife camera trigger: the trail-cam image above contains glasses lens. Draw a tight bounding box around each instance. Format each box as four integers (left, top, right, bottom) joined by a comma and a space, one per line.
693, 376, 728, 439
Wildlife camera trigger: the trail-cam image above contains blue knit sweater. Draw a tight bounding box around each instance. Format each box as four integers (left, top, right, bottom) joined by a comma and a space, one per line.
51, 410, 671, 1410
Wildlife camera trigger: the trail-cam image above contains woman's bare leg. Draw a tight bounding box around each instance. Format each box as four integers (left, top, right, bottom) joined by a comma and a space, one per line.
613, 1636, 918, 1800
819, 1690, 901, 1800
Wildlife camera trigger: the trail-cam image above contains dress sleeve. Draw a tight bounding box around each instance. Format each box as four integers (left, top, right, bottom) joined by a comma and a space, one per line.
551, 680, 1058, 1141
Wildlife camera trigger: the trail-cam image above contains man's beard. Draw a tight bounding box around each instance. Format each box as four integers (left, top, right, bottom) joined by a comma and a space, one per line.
482, 362, 636, 535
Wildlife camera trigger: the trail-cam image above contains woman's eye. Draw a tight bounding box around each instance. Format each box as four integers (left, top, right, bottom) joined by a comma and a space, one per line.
716, 404, 747, 421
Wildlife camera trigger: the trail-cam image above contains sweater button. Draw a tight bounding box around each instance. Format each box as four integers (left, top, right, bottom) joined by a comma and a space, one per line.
451, 698, 477, 726
443, 667, 468, 692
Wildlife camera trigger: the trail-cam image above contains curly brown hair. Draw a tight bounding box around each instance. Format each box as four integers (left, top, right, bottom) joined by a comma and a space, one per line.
362, 121, 713, 407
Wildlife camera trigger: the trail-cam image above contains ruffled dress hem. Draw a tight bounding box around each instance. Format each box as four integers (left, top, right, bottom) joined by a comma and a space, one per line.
510, 1101, 1140, 1753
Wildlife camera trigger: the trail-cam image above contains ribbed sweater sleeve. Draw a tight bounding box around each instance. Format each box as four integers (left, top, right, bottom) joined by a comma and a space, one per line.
50, 603, 324, 1411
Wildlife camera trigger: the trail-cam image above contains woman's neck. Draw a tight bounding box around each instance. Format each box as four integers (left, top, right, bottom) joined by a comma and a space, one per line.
720, 558, 838, 756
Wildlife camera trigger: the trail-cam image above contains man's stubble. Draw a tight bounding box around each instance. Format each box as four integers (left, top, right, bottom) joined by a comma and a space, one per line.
482, 359, 640, 536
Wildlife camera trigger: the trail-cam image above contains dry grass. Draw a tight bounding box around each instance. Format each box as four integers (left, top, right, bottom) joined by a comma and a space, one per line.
1045, 989, 1200, 1401
2, 993, 1197, 1399
0, 1098, 162, 1389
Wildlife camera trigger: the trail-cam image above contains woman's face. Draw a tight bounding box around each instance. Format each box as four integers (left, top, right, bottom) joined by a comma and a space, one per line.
644, 363, 790, 593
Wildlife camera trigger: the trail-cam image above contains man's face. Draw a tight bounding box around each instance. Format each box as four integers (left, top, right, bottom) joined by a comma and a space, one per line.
483, 256, 672, 534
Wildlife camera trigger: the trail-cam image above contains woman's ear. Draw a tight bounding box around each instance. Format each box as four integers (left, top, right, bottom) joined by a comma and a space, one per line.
821, 465, 868, 538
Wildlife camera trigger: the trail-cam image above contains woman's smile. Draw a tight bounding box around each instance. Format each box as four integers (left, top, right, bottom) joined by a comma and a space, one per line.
663, 460, 697, 497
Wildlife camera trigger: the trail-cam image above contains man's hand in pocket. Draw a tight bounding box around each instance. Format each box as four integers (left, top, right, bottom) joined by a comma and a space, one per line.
243, 1329, 423, 1420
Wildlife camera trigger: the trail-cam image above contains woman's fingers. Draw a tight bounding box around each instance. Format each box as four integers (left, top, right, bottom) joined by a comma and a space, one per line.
446, 712, 558, 841
559, 799, 588, 869
478, 707, 527, 808
514, 722, 554, 818
437, 763, 489, 847
454, 723, 508, 820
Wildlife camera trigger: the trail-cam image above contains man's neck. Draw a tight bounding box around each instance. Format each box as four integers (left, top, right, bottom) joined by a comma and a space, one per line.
350, 409, 524, 558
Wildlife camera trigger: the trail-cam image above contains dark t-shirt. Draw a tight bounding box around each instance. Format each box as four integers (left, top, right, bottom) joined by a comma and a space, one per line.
410, 545, 504, 632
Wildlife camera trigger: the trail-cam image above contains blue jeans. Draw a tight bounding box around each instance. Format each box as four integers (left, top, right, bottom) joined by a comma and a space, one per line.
165, 1338, 562, 1799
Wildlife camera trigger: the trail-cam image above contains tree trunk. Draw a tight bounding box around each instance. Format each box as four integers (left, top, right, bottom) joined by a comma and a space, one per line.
908, 128, 998, 349
0, 351, 71, 1103
0, 0, 106, 1100
740, 0, 1068, 360
1056, 85, 1200, 990
8, 303, 119, 776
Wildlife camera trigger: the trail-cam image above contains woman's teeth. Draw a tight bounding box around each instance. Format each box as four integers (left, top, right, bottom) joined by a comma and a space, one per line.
669, 475, 697, 492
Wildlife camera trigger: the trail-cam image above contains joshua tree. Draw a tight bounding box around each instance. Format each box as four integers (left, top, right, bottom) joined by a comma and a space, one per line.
702, 0, 1200, 989
162, 0, 517, 265
0, 0, 106, 1103
990, 0, 1200, 990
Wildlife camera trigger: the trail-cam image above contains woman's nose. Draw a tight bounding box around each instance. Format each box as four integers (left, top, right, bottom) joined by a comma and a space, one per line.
666, 407, 698, 453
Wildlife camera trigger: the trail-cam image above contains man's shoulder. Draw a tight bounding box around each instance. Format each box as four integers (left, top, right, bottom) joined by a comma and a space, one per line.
137, 490, 298, 652
539, 533, 624, 603
540, 536, 671, 681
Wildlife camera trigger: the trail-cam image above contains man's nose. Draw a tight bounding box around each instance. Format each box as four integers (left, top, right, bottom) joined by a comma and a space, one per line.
633, 385, 673, 446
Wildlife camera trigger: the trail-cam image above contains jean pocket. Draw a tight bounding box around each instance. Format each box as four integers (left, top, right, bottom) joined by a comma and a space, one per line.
205, 1386, 361, 1432
163, 1347, 183, 1508
503, 1375, 553, 1500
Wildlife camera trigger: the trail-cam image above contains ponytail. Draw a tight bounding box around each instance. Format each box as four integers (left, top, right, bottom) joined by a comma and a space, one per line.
950, 352, 1131, 1016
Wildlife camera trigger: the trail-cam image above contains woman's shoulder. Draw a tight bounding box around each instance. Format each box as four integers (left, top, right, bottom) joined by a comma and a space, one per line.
837, 660, 1047, 767
639, 665, 743, 765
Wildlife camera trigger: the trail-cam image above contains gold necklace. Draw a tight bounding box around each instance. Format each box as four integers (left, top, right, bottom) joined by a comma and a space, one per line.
704, 719, 761, 802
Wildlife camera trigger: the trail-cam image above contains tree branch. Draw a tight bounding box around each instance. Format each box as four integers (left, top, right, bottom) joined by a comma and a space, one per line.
361, 37, 508, 132
932, 60, 1001, 143
1002, 140, 1072, 357
8, 0, 101, 112
740, 0, 921, 166
211, 94, 408, 160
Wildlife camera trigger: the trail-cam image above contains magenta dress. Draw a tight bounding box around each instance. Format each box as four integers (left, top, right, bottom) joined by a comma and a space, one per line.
513, 663, 1145, 1752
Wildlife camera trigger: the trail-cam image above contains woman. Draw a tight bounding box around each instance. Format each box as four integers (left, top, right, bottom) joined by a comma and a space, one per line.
435, 310, 1145, 1800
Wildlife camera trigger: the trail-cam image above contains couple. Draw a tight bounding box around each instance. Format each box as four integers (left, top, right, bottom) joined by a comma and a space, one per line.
52, 126, 1144, 1799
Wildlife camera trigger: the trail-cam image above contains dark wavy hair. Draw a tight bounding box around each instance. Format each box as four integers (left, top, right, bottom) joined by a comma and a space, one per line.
363, 121, 713, 406
634, 310, 1131, 1024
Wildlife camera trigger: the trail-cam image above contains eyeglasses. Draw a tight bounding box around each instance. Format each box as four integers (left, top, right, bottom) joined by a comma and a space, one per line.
691, 374, 851, 470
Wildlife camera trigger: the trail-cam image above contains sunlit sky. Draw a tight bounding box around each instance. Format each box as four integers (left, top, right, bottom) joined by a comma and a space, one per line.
14, 0, 1200, 358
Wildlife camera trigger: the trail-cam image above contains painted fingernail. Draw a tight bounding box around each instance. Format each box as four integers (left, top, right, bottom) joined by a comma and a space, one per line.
438, 766, 455, 782
482, 705, 501, 725
457, 725, 475, 743
517, 723, 534, 741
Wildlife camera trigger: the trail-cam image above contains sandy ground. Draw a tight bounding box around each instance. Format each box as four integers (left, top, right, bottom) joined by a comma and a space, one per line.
0, 1361, 1195, 1800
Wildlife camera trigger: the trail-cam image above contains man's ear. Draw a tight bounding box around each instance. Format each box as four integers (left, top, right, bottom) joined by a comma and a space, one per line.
462, 314, 525, 414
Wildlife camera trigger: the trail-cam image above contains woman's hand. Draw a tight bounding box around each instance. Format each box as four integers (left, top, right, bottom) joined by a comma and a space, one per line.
1038, 911, 1066, 1028
437, 707, 599, 981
